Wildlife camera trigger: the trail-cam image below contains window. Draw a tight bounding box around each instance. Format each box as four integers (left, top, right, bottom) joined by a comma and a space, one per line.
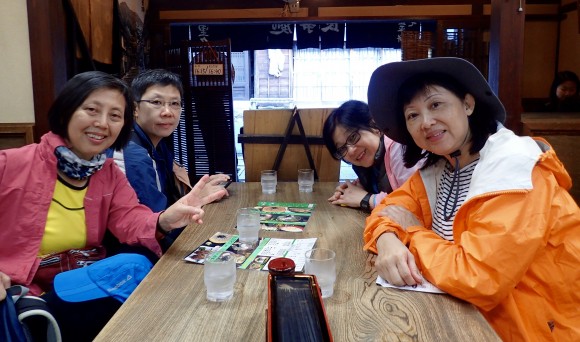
233, 47, 402, 180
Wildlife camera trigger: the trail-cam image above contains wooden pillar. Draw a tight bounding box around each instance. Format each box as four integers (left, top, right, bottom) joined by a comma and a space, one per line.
27, 0, 69, 142
488, 0, 526, 134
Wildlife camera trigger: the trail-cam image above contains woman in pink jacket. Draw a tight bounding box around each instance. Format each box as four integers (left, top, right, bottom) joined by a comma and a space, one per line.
365, 57, 580, 341
323, 100, 419, 212
0, 71, 226, 341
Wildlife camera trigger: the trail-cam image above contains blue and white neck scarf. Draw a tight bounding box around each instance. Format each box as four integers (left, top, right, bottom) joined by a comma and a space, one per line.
54, 146, 106, 180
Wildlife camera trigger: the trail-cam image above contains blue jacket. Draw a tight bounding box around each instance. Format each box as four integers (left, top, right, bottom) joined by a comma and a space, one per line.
107, 124, 178, 212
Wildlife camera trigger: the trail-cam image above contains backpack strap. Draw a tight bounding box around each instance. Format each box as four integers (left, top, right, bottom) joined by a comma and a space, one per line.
7, 286, 62, 342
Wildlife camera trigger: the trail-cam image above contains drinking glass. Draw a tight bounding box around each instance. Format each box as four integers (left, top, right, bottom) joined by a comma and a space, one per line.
236, 207, 261, 249
261, 170, 277, 194
304, 248, 336, 298
204, 251, 237, 302
297, 169, 314, 193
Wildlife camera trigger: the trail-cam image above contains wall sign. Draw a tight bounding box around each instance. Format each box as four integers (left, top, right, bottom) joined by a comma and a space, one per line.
193, 63, 224, 75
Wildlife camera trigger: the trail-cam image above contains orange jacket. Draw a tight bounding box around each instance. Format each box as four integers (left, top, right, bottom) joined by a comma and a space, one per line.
364, 128, 580, 341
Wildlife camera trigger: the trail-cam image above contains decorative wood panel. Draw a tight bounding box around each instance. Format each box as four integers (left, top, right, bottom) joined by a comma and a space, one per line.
0, 123, 35, 150
241, 108, 340, 182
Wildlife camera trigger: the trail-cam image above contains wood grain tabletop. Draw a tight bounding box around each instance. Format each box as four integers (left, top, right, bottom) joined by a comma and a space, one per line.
95, 182, 500, 342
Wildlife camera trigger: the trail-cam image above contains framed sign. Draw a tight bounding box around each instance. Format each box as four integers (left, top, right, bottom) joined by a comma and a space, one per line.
193, 63, 224, 76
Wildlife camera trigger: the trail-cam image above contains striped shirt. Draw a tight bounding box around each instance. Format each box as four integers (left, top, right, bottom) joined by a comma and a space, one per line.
432, 158, 479, 242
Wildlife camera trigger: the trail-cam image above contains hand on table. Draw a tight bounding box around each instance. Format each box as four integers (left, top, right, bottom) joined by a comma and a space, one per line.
0, 271, 10, 301
328, 180, 367, 208
199, 174, 230, 202
159, 175, 228, 230
375, 232, 423, 286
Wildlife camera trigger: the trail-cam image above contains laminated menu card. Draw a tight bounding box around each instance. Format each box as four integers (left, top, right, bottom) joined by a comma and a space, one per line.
255, 201, 316, 232
185, 231, 317, 272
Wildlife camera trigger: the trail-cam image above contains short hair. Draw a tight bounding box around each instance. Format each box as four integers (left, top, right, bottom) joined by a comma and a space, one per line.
130, 69, 184, 102
48, 71, 134, 150
396, 72, 498, 169
323, 100, 379, 160
549, 71, 580, 102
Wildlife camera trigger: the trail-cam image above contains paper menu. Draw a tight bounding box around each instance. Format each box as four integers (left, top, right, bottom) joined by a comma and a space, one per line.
184, 232, 317, 272
376, 275, 445, 294
255, 201, 316, 232
241, 237, 317, 272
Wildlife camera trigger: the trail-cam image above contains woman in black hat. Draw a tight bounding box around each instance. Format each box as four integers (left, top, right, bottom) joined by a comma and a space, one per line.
363, 57, 580, 341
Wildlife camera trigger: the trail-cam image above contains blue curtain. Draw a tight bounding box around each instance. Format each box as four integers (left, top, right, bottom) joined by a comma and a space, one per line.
170, 21, 435, 51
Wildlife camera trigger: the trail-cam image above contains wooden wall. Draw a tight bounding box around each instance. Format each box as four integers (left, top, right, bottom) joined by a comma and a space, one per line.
0, 123, 35, 150
522, 2, 580, 101
557, 0, 580, 73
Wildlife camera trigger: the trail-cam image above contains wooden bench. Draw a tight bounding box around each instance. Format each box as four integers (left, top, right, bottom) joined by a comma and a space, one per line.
521, 112, 580, 203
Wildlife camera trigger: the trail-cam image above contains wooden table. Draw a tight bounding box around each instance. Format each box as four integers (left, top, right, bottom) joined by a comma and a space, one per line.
95, 182, 500, 341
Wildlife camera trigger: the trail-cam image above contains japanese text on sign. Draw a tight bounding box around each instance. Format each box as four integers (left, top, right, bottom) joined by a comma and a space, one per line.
193, 63, 224, 76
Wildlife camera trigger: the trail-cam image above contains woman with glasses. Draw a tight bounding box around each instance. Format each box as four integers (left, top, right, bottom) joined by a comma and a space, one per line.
322, 100, 419, 211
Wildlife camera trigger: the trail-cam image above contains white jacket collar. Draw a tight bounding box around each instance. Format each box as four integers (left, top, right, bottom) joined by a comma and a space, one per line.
420, 126, 543, 205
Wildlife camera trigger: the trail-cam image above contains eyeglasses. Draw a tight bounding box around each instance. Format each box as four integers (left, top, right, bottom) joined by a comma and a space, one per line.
137, 99, 183, 111
334, 130, 361, 159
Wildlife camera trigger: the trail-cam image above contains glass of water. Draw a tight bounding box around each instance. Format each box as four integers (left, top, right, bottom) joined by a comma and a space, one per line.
261, 170, 277, 194
297, 169, 314, 193
204, 251, 237, 302
236, 207, 261, 249
304, 248, 336, 298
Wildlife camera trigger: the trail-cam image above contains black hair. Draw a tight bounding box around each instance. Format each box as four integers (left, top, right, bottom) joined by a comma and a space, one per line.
48, 71, 134, 150
130, 69, 184, 102
323, 100, 379, 160
548, 70, 580, 103
395, 72, 498, 169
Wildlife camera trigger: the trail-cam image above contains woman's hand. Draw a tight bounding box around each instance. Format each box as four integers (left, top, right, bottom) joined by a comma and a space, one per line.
159, 175, 228, 230
377, 205, 422, 230
198, 174, 230, 202
0, 271, 11, 301
375, 233, 423, 286
328, 180, 368, 208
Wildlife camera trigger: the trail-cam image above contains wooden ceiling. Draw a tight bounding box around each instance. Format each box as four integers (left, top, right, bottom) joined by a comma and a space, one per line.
150, 0, 561, 11
148, 0, 563, 24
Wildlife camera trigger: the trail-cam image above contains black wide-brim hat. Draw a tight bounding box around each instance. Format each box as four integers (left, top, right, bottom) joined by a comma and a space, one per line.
367, 57, 506, 143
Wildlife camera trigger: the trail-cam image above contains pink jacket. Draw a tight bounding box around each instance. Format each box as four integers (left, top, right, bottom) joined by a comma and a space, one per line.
0, 132, 161, 294
373, 136, 419, 203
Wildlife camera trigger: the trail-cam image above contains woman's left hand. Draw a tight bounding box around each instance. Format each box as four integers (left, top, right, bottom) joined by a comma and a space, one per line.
329, 180, 368, 208
159, 175, 228, 230
377, 205, 421, 230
